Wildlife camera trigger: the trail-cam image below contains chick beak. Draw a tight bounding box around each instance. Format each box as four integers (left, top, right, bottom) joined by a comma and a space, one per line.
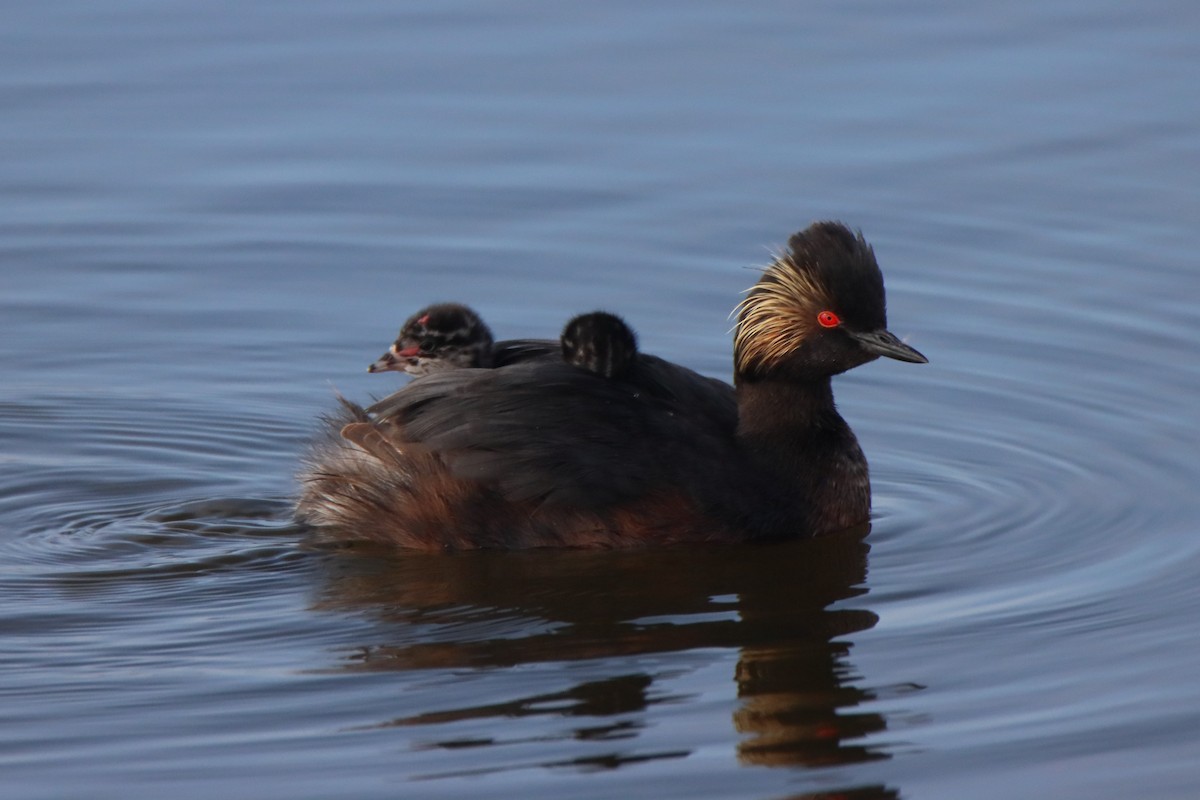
367, 344, 421, 373
849, 328, 928, 364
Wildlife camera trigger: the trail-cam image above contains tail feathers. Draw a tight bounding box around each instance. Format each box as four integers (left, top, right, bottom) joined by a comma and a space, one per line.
341, 422, 407, 467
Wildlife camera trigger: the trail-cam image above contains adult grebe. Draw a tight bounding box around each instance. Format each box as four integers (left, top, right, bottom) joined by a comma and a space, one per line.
297, 222, 926, 549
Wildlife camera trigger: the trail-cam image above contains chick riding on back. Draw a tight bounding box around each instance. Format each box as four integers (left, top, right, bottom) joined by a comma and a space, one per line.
297, 221, 926, 549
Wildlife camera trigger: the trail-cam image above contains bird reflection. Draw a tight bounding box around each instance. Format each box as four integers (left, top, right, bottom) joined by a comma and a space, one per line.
310, 525, 898, 789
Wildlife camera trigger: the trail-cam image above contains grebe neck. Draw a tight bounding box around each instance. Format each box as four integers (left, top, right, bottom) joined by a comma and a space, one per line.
735, 376, 837, 436
735, 376, 870, 537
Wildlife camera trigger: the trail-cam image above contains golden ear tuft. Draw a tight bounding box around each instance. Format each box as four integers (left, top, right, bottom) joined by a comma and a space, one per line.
733, 253, 832, 375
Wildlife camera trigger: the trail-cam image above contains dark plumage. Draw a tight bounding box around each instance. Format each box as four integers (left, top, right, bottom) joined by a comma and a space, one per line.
560, 311, 639, 378
366, 303, 534, 376
366, 303, 639, 378
298, 221, 926, 549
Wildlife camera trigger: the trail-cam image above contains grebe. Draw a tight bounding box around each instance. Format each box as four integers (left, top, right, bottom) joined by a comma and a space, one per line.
367, 304, 641, 380
298, 222, 926, 549
560, 311, 639, 378
366, 303, 551, 376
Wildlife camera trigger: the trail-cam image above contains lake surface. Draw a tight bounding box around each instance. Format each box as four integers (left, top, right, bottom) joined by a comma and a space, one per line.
3, 1, 1199, 798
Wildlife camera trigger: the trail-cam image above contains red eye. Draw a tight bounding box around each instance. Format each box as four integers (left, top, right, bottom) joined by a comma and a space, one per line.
817, 310, 841, 328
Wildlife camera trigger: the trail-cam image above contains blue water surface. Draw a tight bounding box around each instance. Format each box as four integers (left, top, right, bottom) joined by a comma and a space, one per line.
3, 2, 1199, 798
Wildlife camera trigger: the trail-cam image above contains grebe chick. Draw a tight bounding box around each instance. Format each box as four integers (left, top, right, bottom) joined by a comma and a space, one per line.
368, 303, 733, 425
369, 305, 642, 379
560, 311, 639, 378
298, 221, 926, 550
367, 303, 499, 376
366, 302, 595, 377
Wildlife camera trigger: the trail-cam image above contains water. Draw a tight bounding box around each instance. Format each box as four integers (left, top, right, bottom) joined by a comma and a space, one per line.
3, 1, 1199, 798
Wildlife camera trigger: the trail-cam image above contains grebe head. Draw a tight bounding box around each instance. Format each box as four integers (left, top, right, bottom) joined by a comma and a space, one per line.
367, 303, 495, 376
733, 221, 926, 382
560, 311, 639, 378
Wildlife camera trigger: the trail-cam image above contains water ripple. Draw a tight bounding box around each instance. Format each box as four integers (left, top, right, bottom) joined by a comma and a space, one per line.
0, 391, 308, 596
857, 256, 1200, 644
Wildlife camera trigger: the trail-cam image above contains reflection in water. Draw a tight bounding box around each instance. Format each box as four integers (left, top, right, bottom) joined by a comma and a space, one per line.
311, 526, 900, 789
387, 674, 691, 777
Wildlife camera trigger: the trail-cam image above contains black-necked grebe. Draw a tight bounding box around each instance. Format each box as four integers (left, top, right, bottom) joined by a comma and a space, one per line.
298, 221, 926, 549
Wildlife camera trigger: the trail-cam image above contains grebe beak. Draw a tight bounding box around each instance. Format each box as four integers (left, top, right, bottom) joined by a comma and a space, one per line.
367, 343, 421, 373
367, 351, 402, 373
849, 328, 928, 364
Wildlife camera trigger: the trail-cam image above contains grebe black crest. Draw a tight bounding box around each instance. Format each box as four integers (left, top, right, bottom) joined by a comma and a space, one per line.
299, 221, 926, 549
